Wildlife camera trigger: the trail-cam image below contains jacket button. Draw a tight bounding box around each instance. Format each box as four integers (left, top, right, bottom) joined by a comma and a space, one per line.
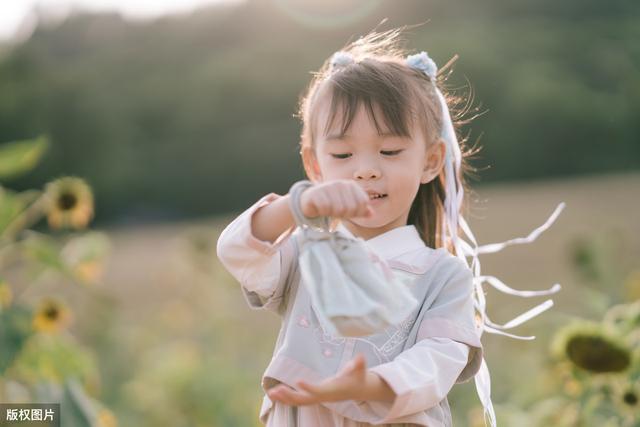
297, 315, 310, 327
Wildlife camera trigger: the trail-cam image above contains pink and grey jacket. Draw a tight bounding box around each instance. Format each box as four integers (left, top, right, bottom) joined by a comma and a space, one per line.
216, 192, 484, 426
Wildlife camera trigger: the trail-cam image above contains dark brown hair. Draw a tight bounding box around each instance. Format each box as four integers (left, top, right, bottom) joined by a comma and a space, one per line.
294, 25, 483, 252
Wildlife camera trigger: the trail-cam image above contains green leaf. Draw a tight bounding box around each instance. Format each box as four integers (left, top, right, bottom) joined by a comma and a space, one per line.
20, 233, 69, 274
0, 187, 41, 235
0, 135, 49, 180
0, 304, 34, 375
11, 333, 97, 386
0, 187, 25, 234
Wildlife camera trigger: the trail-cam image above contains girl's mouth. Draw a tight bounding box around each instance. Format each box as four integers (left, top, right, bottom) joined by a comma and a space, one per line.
369, 193, 387, 201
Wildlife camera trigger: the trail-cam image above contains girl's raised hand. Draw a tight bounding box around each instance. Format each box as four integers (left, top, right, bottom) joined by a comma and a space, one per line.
298, 179, 374, 220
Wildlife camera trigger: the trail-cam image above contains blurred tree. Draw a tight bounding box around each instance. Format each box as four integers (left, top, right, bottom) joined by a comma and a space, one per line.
0, 0, 637, 224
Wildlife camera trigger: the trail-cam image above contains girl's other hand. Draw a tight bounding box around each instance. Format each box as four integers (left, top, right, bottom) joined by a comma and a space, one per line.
266, 353, 371, 406
298, 179, 374, 220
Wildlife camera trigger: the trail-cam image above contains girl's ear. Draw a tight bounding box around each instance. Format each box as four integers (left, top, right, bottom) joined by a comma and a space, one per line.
301, 145, 323, 182
420, 139, 446, 184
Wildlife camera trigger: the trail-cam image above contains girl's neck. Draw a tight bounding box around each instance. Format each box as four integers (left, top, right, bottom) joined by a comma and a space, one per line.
338, 216, 409, 241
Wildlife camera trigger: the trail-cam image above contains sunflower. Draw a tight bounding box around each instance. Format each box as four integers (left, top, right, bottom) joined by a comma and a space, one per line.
622, 388, 638, 406
95, 408, 118, 427
32, 297, 73, 333
551, 321, 632, 374
43, 177, 94, 230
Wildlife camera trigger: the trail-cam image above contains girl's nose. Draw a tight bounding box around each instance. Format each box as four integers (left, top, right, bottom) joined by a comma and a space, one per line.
354, 166, 381, 180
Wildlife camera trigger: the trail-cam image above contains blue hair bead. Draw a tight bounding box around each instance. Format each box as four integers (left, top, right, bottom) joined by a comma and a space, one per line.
406, 51, 438, 79
330, 51, 355, 69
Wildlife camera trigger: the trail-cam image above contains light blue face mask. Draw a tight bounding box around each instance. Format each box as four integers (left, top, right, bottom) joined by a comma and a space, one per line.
287, 179, 419, 338
305, 49, 567, 427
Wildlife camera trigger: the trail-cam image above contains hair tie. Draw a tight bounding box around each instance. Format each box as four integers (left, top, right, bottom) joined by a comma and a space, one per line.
405, 51, 438, 80
330, 51, 355, 71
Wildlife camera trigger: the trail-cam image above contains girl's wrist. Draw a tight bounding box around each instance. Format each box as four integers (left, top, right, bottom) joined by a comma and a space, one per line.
288, 180, 327, 230
299, 189, 316, 218
361, 371, 397, 403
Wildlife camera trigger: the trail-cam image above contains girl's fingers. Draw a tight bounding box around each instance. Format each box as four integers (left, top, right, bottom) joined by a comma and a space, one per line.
356, 189, 372, 217
352, 353, 366, 370
350, 185, 372, 218
310, 181, 373, 219
351, 186, 368, 218
335, 182, 360, 219
298, 379, 349, 402
341, 353, 365, 375
268, 385, 318, 406
300, 189, 318, 218
313, 190, 330, 217
271, 370, 366, 405
335, 186, 354, 218
297, 380, 328, 396
331, 189, 347, 217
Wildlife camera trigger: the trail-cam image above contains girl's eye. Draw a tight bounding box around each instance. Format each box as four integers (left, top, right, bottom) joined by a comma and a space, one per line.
331, 153, 352, 159
381, 149, 403, 156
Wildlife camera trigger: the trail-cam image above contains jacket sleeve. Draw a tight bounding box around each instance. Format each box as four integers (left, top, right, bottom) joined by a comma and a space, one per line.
361, 260, 484, 422
215, 193, 297, 316
415, 258, 484, 383
359, 337, 470, 423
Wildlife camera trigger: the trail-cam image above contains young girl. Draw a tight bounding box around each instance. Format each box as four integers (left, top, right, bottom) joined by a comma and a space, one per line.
216, 26, 563, 427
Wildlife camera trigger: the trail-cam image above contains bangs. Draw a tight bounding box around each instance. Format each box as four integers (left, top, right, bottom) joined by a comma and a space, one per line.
319, 61, 418, 140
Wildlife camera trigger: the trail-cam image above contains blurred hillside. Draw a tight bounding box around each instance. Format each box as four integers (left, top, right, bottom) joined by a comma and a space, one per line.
0, 0, 638, 225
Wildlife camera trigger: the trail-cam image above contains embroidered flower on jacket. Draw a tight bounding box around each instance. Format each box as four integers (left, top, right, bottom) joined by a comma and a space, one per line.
297, 315, 310, 328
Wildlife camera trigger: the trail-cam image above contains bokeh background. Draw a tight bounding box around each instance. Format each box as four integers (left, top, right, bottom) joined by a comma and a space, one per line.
0, 0, 638, 426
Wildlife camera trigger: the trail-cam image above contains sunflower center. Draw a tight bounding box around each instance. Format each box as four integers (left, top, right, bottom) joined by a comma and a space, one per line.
45, 305, 59, 320
58, 192, 77, 210
623, 391, 638, 406
566, 335, 631, 373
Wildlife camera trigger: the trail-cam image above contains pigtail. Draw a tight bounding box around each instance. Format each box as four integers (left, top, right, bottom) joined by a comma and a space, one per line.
409, 55, 484, 256
407, 170, 446, 250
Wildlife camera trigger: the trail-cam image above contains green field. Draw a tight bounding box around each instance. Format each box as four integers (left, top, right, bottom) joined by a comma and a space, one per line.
14, 171, 637, 426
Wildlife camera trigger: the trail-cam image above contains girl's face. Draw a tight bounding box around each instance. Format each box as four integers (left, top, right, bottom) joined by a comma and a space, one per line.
303, 99, 445, 240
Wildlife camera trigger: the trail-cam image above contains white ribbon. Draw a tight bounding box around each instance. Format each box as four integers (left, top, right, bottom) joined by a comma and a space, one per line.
431, 71, 565, 427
